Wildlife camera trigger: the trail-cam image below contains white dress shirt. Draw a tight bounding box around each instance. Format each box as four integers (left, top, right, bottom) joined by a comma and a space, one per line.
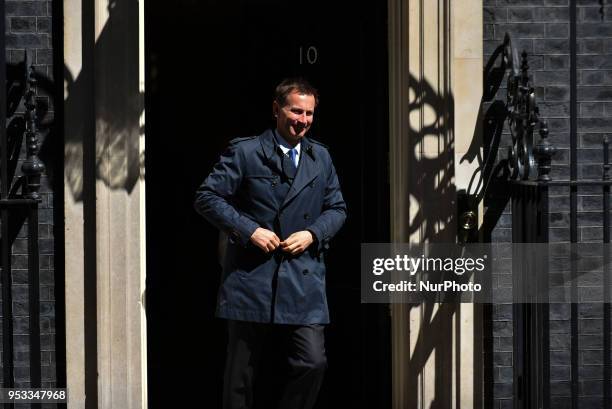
274, 130, 301, 168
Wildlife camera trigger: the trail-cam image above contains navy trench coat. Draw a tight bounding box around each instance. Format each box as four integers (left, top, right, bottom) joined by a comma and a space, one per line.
194, 129, 347, 324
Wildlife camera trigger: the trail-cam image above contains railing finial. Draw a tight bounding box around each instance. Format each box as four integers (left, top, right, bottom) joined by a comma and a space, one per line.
21, 65, 45, 200
504, 33, 556, 182
534, 121, 555, 182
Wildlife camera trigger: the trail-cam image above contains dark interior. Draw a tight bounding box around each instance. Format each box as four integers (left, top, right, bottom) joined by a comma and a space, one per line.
145, 1, 390, 407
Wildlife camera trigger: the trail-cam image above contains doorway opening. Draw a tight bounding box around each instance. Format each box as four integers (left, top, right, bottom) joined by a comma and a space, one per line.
145, 1, 390, 407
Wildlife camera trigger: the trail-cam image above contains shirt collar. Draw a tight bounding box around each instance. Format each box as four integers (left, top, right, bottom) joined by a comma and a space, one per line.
274, 129, 301, 156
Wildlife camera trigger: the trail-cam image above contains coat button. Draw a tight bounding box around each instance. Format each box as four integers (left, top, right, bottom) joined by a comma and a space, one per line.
304, 213, 310, 220
302, 269, 309, 275
272, 179, 278, 187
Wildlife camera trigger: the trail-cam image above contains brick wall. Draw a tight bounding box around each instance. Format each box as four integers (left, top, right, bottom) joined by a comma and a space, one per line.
485, 1, 612, 408
4, 0, 56, 388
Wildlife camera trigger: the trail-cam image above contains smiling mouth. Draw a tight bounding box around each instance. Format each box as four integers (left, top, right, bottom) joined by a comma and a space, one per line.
292, 124, 308, 134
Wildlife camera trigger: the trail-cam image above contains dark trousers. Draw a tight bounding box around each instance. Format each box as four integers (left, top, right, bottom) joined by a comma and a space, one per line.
223, 320, 327, 409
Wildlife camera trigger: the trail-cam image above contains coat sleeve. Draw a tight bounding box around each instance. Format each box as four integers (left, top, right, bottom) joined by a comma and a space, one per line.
194, 142, 259, 246
306, 155, 347, 252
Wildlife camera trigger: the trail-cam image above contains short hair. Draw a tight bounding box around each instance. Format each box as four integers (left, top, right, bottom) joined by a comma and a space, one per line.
274, 78, 319, 107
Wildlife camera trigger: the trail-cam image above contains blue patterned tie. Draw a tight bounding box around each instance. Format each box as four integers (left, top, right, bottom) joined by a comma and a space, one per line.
288, 148, 297, 169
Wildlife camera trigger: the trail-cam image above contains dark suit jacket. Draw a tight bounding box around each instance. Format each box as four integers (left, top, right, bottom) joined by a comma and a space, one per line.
194, 129, 347, 324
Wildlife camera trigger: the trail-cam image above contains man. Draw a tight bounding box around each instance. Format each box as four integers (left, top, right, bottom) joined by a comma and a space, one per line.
194, 78, 347, 409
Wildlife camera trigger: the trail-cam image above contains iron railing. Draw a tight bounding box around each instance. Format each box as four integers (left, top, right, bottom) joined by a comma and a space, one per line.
0, 1, 46, 406
502, 2, 612, 404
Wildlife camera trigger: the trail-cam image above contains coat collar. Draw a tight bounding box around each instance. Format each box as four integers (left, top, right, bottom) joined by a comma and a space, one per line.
258, 129, 319, 209
259, 129, 316, 158
259, 129, 283, 175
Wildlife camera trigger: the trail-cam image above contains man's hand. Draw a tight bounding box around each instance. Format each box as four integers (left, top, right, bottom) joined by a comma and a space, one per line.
280, 231, 314, 256
250, 227, 281, 253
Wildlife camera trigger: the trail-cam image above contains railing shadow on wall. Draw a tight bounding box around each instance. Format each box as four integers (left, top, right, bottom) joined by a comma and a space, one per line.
59, 0, 144, 202
41, 0, 143, 405
399, 70, 487, 408
404, 31, 557, 409
464, 33, 515, 243
404, 72, 455, 243
405, 74, 455, 409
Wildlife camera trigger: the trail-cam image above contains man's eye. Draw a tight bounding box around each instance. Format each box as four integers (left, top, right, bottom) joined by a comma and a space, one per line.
290, 109, 314, 116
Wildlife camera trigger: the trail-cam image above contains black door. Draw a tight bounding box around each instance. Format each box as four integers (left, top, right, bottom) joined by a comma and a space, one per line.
145, 1, 390, 407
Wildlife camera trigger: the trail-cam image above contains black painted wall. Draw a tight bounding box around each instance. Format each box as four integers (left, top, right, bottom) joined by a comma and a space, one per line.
3, 0, 59, 389
484, 1, 612, 408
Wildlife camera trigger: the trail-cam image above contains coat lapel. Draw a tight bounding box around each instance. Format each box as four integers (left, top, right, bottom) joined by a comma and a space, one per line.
281, 138, 319, 209
258, 129, 283, 176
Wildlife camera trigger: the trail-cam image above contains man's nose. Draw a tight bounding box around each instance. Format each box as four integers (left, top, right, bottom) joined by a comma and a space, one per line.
297, 113, 309, 123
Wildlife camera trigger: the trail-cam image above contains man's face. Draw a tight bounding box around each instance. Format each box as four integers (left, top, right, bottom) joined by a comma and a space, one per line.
273, 91, 316, 145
